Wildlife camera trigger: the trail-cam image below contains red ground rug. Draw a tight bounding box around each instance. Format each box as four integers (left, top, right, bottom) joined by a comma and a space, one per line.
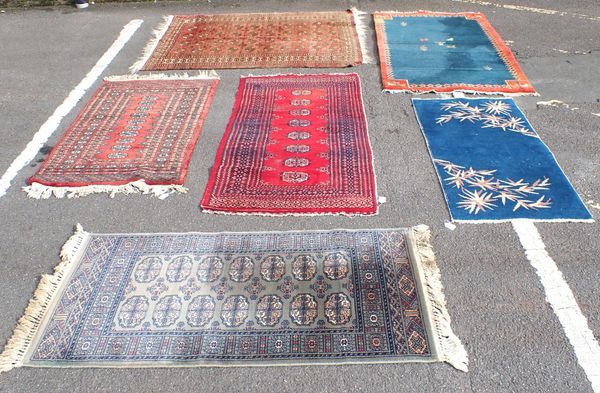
131, 10, 372, 72
25, 74, 219, 199
201, 73, 378, 216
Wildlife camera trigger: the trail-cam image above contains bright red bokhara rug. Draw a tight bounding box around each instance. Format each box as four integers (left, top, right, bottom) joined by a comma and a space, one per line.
26, 75, 219, 198
201, 73, 378, 216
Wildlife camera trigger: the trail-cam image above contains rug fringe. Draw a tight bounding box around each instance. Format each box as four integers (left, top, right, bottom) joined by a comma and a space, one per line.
0, 224, 89, 373
350, 8, 375, 64
23, 180, 187, 200
413, 225, 469, 372
106, 71, 219, 82
129, 15, 173, 74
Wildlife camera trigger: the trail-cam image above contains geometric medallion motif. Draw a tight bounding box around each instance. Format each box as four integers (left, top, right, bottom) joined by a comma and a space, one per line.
27, 77, 219, 195
201, 73, 378, 215
24, 228, 443, 367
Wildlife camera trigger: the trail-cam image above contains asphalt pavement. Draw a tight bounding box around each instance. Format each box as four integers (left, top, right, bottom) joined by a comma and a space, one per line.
0, 0, 599, 392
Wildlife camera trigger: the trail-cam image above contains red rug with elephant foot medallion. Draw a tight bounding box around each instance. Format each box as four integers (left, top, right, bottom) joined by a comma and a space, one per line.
201, 73, 378, 216
25, 73, 219, 199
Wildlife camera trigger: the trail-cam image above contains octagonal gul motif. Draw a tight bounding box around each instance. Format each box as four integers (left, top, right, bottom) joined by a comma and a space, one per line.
220, 295, 249, 327
323, 252, 350, 280
152, 295, 182, 328
291, 99, 311, 106
284, 157, 310, 167
281, 171, 309, 184
196, 256, 223, 282
255, 295, 284, 327
186, 295, 216, 327
292, 90, 312, 96
290, 294, 318, 326
287, 131, 311, 140
285, 144, 310, 153
260, 255, 286, 281
118, 296, 149, 328
324, 293, 352, 325
166, 256, 193, 283
292, 255, 317, 281
134, 257, 162, 283
229, 257, 254, 282
289, 109, 311, 116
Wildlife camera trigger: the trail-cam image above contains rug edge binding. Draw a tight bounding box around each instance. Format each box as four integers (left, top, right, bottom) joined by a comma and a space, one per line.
412, 225, 469, 372
0, 224, 89, 373
105, 71, 220, 82
384, 88, 539, 96
200, 208, 379, 217
350, 8, 376, 65
23, 180, 188, 200
129, 15, 174, 74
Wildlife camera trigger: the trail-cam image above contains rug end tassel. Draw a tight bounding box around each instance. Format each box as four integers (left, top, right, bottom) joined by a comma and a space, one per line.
0, 225, 89, 373
129, 15, 174, 74
23, 181, 188, 199
350, 8, 376, 65
105, 70, 219, 82
413, 225, 469, 372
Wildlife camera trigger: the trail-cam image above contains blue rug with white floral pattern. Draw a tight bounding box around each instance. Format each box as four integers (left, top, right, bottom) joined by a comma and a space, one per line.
413, 97, 592, 222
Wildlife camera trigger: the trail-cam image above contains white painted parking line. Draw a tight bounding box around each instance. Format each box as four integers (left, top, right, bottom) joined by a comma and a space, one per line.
0, 19, 143, 199
513, 221, 600, 392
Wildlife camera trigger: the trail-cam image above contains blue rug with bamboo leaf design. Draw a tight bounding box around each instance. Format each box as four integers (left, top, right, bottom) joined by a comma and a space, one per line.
413, 97, 592, 222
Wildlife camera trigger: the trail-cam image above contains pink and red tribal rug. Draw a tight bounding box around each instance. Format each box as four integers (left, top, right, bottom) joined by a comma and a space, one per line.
25, 74, 219, 199
131, 10, 372, 72
201, 73, 378, 216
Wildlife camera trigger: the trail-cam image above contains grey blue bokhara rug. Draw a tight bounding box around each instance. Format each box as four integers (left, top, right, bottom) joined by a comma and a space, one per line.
0, 225, 467, 371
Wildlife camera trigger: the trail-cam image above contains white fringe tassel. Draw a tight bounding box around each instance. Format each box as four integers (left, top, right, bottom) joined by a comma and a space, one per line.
413, 225, 469, 372
23, 180, 187, 200
106, 71, 219, 82
0, 224, 89, 373
350, 8, 375, 64
129, 15, 174, 74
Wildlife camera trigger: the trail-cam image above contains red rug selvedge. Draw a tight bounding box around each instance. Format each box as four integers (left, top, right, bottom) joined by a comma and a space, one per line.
28, 77, 219, 190
201, 73, 378, 216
